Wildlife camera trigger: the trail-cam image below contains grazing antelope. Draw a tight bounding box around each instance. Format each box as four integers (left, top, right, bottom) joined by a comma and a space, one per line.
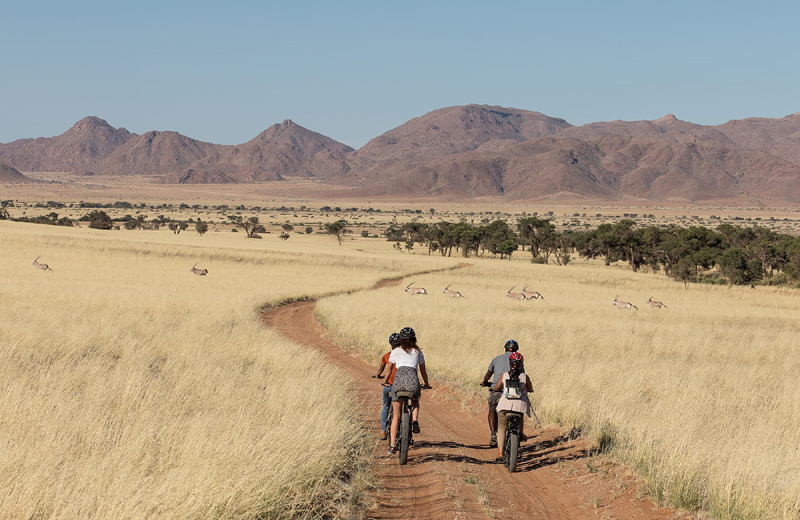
404, 282, 427, 295
443, 283, 465, 298
521, 284, 544, 300
190, 262, 208, 276
32, 256, 52, 271
646, 297, 667, 309
613, 295, 637, 310
506, 286, 526, 300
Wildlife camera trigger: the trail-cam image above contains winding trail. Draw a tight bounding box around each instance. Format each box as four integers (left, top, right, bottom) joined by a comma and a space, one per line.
261, 278, 686, 520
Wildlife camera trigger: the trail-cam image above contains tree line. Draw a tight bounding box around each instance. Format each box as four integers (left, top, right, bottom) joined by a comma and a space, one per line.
386, 217, 800, 286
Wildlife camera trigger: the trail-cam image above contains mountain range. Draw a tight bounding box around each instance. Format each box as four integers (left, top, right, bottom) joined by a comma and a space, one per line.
2, 105, 800, 202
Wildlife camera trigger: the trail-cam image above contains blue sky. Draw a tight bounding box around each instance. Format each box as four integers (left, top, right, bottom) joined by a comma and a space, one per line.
2, 1, 798, 148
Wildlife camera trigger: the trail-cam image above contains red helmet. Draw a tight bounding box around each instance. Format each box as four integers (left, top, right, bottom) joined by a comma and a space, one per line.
508, 352, 524, 363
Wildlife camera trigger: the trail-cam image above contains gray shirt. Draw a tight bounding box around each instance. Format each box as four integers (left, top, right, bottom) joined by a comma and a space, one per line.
487, 352, 525, 386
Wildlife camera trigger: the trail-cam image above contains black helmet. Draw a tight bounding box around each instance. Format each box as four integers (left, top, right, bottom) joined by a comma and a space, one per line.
389, 333, 401, 347
504, 340, 519, 352
399, 326, 416, 341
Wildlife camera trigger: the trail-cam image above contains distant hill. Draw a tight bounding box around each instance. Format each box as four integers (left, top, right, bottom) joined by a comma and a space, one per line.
0, 163, 33, 183
345, 105, 571, 184
209, 119, 354, 180
3, 106, 800, 200
94, 130, 221, 176
0, 117, 135, 172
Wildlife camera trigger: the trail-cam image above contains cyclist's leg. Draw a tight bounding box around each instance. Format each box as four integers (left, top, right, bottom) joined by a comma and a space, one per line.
380, 386, 391, 434
496, 410, 509, 457
411, 398, 419, 422
488, 391, 500, 433
389, 400, 401, 447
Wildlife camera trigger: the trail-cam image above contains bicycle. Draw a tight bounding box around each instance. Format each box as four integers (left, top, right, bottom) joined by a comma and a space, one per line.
502, 411, 524, 472
391, 391, 416, 465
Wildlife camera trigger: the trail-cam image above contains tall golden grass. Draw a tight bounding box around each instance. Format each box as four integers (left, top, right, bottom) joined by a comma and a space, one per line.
0, 221, 452, 518
317, 257, 800, 519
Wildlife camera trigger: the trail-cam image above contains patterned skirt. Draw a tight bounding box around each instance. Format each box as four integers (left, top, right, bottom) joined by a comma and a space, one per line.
390, 366, 421, 401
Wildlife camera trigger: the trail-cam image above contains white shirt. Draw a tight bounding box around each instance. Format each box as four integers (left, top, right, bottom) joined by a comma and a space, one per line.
388, 347, 425, 369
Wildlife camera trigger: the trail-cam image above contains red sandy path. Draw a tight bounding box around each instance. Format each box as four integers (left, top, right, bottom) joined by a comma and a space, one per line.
262, 296, 690, 520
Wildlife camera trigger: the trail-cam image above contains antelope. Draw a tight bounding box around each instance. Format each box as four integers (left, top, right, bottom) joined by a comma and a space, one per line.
190, 262, 208, 276
404, 282, 427, 295
521, 284, 544, 300
506, 286, 526, 300
613, 295, 637, 311
443, 283, 465, 298
32, 256, 52, 271
646, 297, 667, 309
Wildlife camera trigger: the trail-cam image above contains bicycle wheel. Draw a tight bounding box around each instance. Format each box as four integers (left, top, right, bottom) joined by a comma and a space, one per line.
399, 407, 411, 465
507, 432, 519, 473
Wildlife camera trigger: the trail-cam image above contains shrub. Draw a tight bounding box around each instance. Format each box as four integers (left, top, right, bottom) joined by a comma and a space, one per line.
87, 210, 113, 230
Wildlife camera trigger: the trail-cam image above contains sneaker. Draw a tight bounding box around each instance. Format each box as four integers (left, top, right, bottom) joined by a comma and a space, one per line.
412, 421, 420, 433
489, 432, 497, 448
520, 433, 528, 442
380, 431, 387, 440
495, 451, 504, 461
388, 447, 396, 456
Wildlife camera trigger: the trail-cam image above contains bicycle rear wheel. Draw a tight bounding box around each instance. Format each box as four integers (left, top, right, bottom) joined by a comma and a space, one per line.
399, 408, 411, 465
507, 432, 519, 472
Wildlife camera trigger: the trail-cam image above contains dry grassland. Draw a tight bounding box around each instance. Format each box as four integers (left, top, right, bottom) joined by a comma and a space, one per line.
317, 257, 800, 519
0, 221, 453, 518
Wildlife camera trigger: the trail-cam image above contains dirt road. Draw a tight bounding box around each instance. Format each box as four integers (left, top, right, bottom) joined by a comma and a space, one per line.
262, 295, 686, 520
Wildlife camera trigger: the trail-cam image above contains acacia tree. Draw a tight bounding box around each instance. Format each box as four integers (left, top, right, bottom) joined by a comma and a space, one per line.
195, 220, 209, 236
231, 216, 266, 238
325, 220, 350, 245
517, 217, 555, 261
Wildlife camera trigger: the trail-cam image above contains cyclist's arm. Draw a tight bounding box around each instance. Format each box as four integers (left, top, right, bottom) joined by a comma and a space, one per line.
526, 377, 533, 392
375, 359, 387, 378
419, 363, 431, 388
492, 378, 504, 392
481, 369, 493, 386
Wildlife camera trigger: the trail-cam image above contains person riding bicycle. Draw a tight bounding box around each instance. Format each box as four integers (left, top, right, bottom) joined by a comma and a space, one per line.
491, 352, 532, 460
373, 332, 401, 440
480, 340, 525, 448
388, 326, 431, 455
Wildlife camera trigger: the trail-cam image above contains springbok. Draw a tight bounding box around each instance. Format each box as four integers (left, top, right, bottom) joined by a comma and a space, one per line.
506, 286, 526, 300
443, 283, 465, 298
646, 297, 667, 309
404, 282, 427, 295
613, 295, 637, 311
190, 262, 208, 276
32, 256, 52, 271
521, 284, 544, 300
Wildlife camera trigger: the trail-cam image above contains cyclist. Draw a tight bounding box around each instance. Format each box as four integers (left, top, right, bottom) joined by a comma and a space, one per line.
373, 332, 401, 440
492, 352, 532, 460
480, 340, 524, 448
388, 326, 432, 455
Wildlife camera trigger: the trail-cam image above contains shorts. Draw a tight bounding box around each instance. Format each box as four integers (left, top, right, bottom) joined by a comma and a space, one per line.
488, 390, 502, 413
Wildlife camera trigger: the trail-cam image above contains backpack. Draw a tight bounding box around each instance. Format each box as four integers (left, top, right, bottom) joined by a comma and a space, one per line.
503, 375, 523, 400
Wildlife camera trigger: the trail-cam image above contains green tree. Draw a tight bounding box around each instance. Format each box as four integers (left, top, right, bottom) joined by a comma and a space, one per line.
195, 220, 209, 236
325, 220, 350, 245
517, 217, 555, 261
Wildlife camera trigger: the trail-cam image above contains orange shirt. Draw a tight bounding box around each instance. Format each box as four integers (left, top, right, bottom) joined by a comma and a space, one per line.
382, 351, 397, 385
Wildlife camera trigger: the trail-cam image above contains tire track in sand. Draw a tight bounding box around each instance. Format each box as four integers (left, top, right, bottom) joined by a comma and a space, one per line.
261, 277, 687, 520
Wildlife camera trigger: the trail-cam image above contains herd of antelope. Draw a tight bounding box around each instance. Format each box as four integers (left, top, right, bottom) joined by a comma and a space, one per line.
29, 257, 668, 309
403, 281, 666, 309
31, 257, 209, 276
